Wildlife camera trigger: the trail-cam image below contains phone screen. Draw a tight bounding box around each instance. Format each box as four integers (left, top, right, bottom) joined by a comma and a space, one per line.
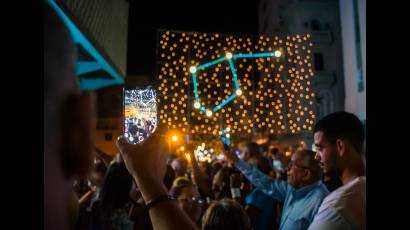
123, 87, 157, 144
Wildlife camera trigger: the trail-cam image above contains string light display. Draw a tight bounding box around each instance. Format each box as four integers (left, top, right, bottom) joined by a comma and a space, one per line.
190, 51, 279, 115
157, 30, 316, 140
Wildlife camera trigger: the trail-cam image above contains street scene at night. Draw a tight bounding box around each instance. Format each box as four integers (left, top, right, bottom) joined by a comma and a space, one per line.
45, 0, 366, 229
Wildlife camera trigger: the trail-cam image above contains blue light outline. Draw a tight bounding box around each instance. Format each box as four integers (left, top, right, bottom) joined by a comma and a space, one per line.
190, 52, 276, 115
47, 0, 124, 90
196, 57, 227, 70
228, 59, 239, 90
233, 52, 274, 59
76, 61, 102, 75
199, 106, 207, 113
192, 73, 199, 101
213, 94, 237, 112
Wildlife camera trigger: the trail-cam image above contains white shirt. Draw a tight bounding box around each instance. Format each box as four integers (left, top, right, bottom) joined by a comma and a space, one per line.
308, 176, 366, 230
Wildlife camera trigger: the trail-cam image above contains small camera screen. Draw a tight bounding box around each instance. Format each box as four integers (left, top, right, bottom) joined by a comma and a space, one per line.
124, 88, 157, 144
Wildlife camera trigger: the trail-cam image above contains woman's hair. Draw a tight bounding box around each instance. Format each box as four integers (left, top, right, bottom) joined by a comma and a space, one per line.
202, 199, 251, 230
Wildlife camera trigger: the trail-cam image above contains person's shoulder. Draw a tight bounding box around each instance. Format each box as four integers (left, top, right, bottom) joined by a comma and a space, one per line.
311, 181, 330, 199
337, 177, 365, 201
321, 176, 366, 209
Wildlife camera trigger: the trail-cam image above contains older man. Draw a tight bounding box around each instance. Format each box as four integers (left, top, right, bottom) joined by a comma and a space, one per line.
225, 149, 329, 230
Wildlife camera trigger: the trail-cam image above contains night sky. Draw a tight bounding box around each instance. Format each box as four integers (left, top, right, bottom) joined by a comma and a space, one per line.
126, 0, 259, 78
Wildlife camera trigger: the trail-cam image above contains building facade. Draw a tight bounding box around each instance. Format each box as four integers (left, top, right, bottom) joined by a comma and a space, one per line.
339, 0, 366, 122
258, 0, 346, 149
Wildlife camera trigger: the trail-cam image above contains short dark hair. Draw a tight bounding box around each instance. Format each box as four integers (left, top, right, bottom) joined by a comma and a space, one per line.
202, 199, 250, 230
314, 111, 365, 154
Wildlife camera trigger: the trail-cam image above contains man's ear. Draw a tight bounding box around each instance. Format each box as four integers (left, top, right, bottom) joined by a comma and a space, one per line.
336, 139, 346, 158
61, 92, 96, 179
304, 169, 312, 180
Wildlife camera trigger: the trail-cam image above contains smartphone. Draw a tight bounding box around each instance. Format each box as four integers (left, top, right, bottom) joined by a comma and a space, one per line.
123, 87, 158, 144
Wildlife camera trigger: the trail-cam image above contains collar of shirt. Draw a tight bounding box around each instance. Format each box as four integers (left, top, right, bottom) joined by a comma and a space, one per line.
291, 180, 323, 198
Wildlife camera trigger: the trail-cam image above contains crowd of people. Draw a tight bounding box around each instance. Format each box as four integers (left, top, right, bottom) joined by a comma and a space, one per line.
45, 4, 366, 230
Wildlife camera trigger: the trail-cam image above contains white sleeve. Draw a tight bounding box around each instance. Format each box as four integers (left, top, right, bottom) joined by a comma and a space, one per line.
308, 206, 358, 230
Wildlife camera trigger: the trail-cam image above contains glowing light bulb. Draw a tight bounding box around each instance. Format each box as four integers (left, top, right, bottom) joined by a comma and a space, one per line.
226, 134, 230, 138
236, 89, 242, 95
226, 127, 230, 132
189, 66, 197, 73
275, 50, 282, 57
226, 52, 233, 59
206, 110, 212, 117
194, 102, 200, 109
171, 135, 178, 142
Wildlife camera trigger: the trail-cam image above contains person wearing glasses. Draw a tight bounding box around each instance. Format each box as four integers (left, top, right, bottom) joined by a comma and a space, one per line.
224, 149, 329, 230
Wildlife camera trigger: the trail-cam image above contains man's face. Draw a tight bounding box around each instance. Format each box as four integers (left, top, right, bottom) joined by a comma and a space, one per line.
286, 152, 309, 189
314, 131, 341, 177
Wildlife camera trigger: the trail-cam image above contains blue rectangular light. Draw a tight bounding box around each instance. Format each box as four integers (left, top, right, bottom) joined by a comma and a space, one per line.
228, 59, 239, 90
197, 57, 227, 70
192, 73, 199, 101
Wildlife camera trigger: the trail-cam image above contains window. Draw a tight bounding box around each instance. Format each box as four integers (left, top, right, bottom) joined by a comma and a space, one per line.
314, 53, 324, 71
311, 19, 322, 31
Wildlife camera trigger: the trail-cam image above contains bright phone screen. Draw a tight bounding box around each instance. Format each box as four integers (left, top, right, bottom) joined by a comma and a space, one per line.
124, 88, 157, 144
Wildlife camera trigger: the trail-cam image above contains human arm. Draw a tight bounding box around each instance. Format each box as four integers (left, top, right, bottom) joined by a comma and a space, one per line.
116, 126, 198, 230
188, 147, 213, 198
308, 207, 355, 230
224, 150, 288, 202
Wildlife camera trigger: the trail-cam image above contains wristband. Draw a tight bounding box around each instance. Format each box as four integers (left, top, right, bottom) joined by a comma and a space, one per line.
145, 195, 176, 211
